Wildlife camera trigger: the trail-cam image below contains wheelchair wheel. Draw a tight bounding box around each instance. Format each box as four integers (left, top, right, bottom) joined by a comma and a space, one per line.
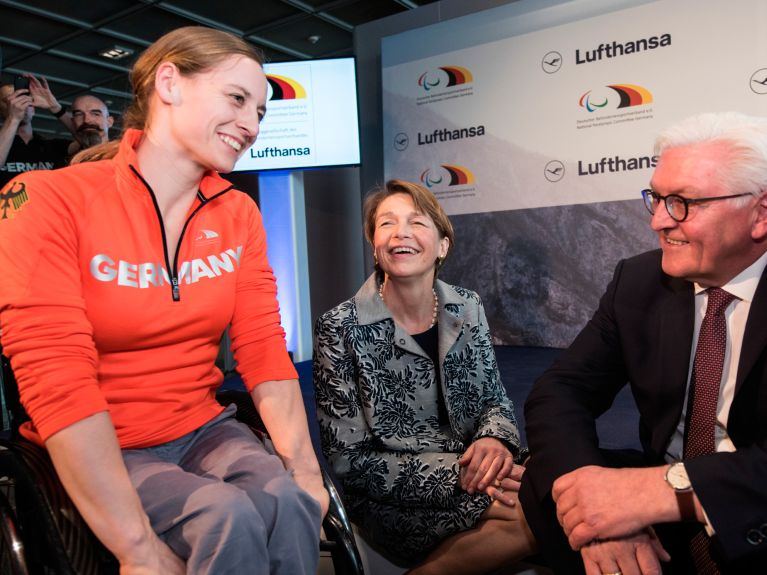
0, 481, 28, 575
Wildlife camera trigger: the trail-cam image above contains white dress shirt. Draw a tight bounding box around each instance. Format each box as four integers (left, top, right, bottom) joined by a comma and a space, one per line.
666, 250, 767, 461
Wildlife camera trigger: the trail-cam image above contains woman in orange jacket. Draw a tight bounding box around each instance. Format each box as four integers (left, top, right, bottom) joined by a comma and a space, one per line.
0, 26, 326, 575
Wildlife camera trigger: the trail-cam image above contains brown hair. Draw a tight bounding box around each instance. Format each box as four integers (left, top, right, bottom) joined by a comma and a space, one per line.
73, 26, 264, 164
363, 179, 455, 277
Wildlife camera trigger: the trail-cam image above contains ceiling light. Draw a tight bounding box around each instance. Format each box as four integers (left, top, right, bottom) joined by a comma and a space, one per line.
99, 45, 134, 60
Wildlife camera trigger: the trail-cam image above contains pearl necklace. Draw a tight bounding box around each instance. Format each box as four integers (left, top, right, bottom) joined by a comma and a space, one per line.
378, 282, 439, 329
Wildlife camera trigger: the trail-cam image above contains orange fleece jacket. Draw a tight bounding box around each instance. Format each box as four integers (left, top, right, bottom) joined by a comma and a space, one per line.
0, 129, 297, 447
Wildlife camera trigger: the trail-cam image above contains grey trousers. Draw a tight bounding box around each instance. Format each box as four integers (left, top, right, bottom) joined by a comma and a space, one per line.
122, 405, 322, 574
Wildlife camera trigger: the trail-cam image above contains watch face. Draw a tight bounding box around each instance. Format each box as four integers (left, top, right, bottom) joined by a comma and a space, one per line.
666, 463, 692, 490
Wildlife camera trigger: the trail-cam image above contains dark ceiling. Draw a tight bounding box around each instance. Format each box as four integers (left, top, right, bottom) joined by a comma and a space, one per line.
0, 0, 437, 137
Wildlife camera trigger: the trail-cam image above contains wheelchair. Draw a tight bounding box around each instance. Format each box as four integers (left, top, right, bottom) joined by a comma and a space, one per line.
0, 352, 363, 575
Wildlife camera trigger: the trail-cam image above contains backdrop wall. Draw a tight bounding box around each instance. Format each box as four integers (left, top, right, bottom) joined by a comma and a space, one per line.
361, 0, 767, 347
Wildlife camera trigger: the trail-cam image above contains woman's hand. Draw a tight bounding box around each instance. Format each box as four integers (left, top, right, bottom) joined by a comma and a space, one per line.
487, 463, 525, 508
45, 413, 184, 575
458, 437, 514, 495
251, 379, 330, 518
292, 468, 330, 518
120, 536, 185, 575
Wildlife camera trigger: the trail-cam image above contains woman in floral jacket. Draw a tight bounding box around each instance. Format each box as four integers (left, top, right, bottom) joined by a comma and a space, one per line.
313, 180, 535, 573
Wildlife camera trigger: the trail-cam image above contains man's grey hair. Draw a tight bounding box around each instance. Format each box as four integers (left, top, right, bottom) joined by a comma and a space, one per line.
655, 111, 767, 199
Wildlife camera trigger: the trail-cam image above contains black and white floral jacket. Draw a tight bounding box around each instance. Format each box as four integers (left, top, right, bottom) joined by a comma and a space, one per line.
313, 274, 520, 508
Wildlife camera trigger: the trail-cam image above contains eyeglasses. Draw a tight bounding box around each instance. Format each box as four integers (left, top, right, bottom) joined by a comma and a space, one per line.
641, 188, 753, 222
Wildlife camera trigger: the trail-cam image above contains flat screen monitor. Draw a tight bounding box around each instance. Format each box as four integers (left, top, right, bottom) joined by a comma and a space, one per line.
232, 56, 360, 172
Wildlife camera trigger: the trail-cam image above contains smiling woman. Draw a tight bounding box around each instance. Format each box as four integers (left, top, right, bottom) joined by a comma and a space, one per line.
150, 54, 265, 175
0, 26, 326, 575
368, 182, 452, 334
313, 179, 537, 574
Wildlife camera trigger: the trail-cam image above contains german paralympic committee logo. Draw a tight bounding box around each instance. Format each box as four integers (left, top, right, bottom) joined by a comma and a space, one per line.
418, 66, 473, 92
579, 84, 653, 112
420, 164, 475, 188
266, 74, 306, 101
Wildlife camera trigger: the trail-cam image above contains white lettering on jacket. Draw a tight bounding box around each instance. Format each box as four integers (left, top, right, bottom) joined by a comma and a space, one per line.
89, 246, 243, 288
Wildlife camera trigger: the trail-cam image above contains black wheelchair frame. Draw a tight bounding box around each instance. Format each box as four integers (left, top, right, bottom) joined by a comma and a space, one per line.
0, 353, 363, 575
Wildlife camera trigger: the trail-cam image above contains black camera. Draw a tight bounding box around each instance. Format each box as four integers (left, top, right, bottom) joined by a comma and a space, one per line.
13, 76, 30, 92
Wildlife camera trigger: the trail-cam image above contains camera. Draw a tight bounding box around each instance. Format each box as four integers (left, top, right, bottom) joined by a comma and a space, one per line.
13, 76, 30, 92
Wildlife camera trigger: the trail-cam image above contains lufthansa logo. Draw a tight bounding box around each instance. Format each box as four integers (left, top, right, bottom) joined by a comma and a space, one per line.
541, 51, 562, 74
544, 161, 565, 182
750, 68, 767, 95
394, 132, 409, 151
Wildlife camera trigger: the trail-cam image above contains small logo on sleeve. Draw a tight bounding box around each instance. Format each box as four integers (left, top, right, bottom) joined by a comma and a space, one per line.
0, 181, 29, 220
195, 229, 219, 241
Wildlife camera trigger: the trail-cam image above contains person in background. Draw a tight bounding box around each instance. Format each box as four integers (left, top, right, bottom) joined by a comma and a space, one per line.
521, 111, 767, 574
314, 179, 535, 574
69, 93, 113, 153
0, 75, 75, 187
0, 26, 326, 574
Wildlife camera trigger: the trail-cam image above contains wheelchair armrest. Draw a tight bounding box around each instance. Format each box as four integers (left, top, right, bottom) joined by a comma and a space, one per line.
323, 468, 353, 535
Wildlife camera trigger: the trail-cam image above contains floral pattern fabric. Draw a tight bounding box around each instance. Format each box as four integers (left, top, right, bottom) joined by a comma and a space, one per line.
313, 274, 520, 565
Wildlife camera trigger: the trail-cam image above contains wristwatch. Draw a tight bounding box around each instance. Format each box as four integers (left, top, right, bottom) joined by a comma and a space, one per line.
665, 462, 695, 520
665, 461, 691, 490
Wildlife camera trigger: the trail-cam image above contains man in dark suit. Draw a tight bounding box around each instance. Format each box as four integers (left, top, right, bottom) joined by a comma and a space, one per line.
519, 112, 767, 574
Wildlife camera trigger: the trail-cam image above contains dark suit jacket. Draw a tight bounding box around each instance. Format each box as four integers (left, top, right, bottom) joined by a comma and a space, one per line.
521, 250, 767, 571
